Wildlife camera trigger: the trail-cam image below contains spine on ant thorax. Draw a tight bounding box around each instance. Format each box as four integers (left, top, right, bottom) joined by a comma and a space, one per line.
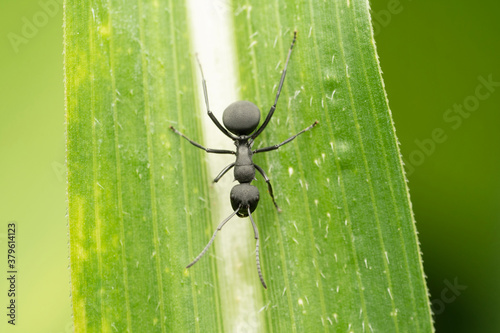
234, 142, 255, 183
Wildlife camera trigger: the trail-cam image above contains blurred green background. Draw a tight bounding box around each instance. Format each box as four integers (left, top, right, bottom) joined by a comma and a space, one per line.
0, 0, 498, 332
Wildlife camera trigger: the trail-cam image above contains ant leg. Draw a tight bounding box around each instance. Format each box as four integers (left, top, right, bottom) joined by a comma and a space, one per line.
186, 206, 240, 268
195, 55, 237, 140
213, 163, 235, 183
248, 207, 267, 289
254, 164, 281, 212
170, 126, 235, 155
252, 31, 297, 140
253, 121, 318, 154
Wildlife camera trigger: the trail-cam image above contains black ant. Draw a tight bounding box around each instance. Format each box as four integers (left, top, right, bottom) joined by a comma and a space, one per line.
170, 32, 317, 288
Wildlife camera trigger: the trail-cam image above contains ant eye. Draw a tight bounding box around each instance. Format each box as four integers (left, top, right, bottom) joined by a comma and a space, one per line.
223, 101, 260, 135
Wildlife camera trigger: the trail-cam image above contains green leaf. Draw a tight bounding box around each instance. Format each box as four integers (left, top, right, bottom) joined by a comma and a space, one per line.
66, 0, 433, 331
65, 0, 222, 331
230, 0, 434, 331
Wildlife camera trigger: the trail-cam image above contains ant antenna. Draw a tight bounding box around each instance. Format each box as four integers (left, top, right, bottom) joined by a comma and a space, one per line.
248, 207, 267, 289
186, 205, 241, 269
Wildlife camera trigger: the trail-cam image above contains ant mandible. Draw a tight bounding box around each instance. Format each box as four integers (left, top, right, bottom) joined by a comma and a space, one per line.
170, 31, 317, 288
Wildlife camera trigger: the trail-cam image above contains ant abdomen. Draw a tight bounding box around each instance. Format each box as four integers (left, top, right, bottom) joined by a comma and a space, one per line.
230, 184, 259, 217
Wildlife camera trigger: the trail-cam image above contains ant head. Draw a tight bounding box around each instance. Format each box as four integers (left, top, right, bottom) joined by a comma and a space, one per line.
223, 101, 261, 136
230, 184, 260, 217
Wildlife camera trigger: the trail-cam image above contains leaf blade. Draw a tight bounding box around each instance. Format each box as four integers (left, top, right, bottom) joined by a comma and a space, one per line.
65, 0, 222, 331
230, 0, 433, 331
